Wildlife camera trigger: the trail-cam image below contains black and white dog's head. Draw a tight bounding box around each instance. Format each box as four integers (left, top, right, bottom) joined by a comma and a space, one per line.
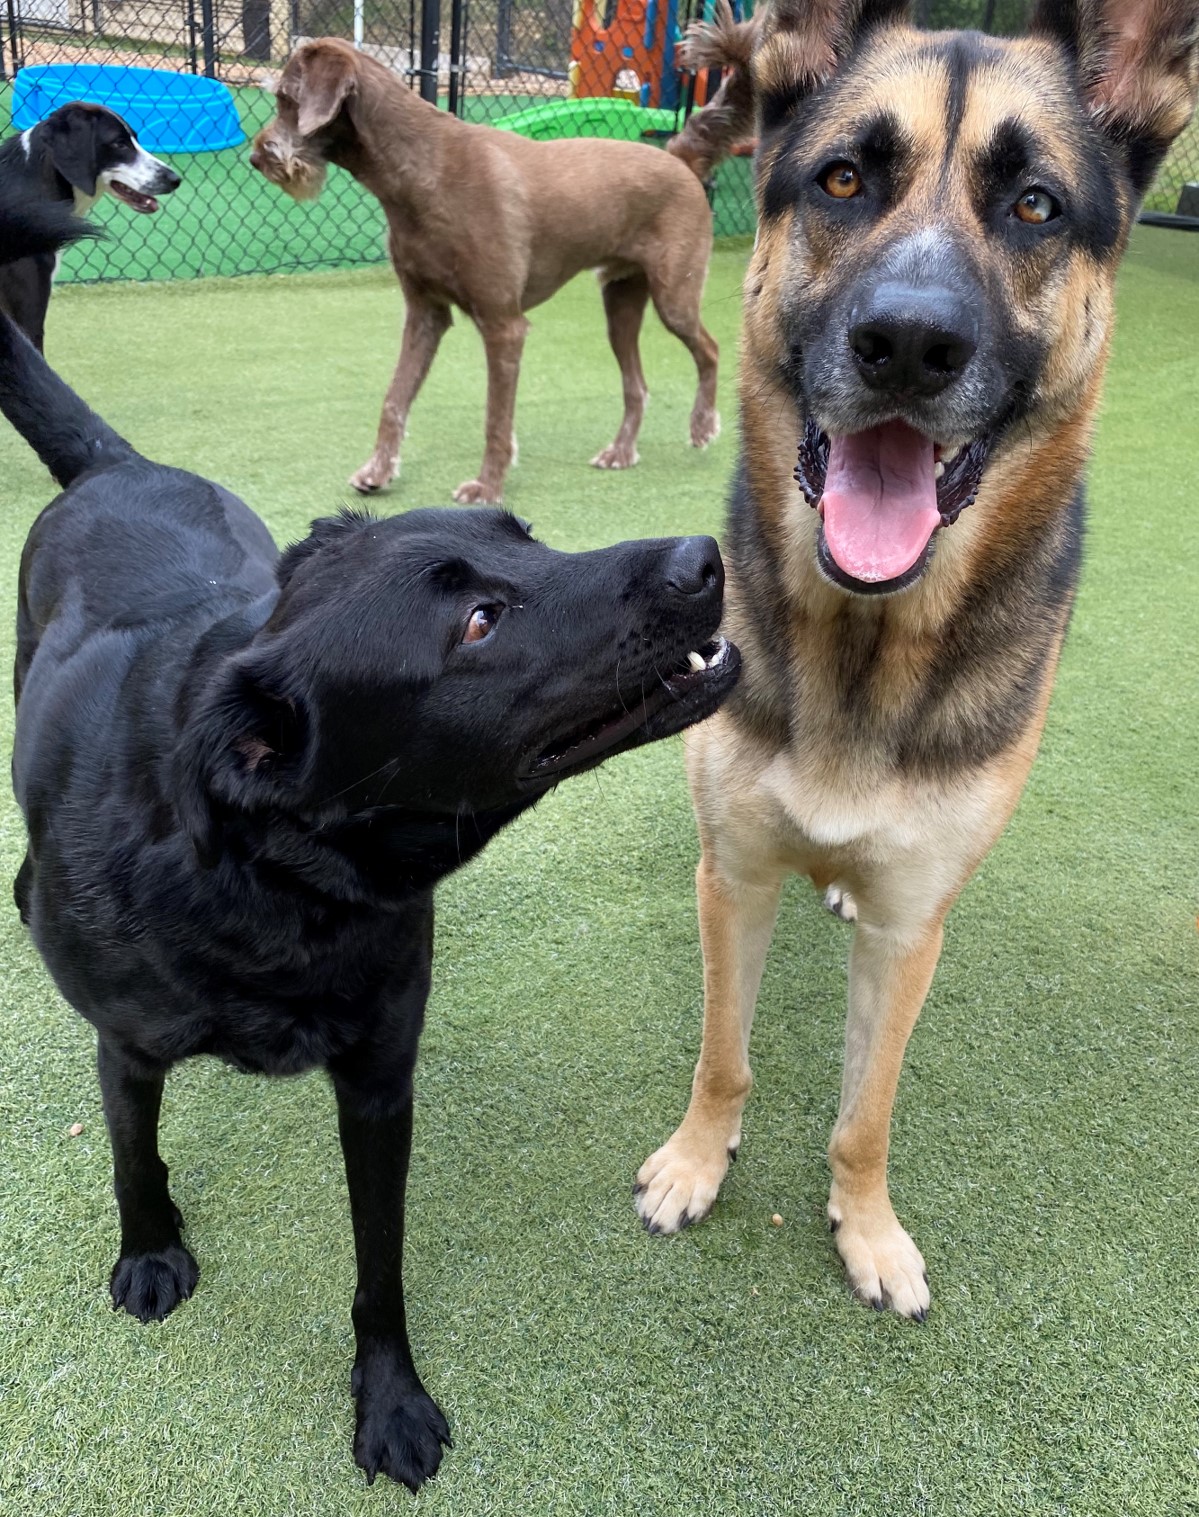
27, 102, 181, 214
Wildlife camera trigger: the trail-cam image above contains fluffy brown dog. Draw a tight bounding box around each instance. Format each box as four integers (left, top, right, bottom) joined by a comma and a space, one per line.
635, 0, 1199, 1320
251, 39, 721, 505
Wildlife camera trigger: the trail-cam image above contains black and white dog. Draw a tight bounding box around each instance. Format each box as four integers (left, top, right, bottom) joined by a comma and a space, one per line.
0, 101, 180, 349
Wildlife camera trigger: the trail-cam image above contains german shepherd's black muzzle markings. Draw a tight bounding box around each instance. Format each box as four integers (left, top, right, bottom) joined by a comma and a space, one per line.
0, 212, 739, 1493
636, 0, 1198, 1320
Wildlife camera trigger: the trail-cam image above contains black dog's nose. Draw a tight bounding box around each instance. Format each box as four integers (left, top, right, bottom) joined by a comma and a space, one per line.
849, 282, 978, 396
665, 536, 723, 598
165, 168, 182, 190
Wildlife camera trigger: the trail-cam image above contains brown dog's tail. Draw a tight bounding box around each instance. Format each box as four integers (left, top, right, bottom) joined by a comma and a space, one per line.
666, 0, 759, 182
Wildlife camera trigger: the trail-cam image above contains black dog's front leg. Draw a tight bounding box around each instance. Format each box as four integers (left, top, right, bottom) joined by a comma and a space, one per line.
97, 1037, 198, 1322
331, 1053, 451, 1491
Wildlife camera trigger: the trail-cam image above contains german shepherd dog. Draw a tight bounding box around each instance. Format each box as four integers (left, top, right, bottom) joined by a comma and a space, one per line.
635, 0, 1199, 1320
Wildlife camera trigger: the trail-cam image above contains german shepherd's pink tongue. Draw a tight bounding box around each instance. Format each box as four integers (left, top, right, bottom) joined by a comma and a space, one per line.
822, 420, 940, 583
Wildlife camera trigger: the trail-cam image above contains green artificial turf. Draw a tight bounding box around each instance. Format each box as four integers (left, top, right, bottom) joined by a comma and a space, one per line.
0, 233, 1196, 1516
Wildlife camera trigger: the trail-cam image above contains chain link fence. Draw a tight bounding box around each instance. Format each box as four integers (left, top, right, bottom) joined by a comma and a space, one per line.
1, 0, 1195, 287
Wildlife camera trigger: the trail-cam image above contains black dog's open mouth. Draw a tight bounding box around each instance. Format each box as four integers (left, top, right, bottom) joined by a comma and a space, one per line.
109, 180, 160, 214
520, 635, 741, 782
795, 417, 991, 596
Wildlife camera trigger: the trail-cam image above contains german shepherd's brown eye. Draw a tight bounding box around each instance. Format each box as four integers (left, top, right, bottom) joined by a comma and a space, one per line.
463, 605, 501, 644
821, 162, 863, 200
1013, 188, 1059, 225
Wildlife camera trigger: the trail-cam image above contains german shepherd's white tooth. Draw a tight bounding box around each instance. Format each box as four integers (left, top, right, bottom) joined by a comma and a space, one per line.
687, 651, 706, 673
934, 460, 945, 480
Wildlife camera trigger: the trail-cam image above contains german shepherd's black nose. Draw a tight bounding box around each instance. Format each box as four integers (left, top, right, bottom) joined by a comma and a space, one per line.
849, 282, 979, 396
666, 535, 723, 598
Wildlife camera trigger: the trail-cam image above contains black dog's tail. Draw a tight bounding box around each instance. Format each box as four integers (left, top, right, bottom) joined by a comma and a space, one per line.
0, 192, 91, 266
0, 196, 132, 488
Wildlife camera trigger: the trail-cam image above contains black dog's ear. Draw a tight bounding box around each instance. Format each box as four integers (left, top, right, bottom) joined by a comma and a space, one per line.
754, 0, 911, 131
276, 507, 376, 589
174, 662, 314, 868
1031, 0, 1199, 197
44, 107, 101, 197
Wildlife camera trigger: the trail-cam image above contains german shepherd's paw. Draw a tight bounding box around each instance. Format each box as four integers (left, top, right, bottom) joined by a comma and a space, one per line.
109, 1243, 199, 1322
590, 443, 640, 470
634, 1130, 735, 1233
349, 453, 399, 494
690, 408, 721, 450
827, 1193, 929, 1321
452, 478, 503, 506
823, 884, 858, 922
351, 1358, 451, 1491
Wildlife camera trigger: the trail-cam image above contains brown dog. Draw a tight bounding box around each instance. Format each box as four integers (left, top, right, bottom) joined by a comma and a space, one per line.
251, 38, 721, 505
635, 0, 1199, 1319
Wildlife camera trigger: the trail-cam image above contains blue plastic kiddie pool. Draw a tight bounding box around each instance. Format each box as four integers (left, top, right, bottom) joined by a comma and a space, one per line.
12, 64, 244, 153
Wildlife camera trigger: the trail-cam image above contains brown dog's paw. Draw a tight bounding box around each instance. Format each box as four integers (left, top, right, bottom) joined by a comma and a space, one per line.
591, 443, 640, 470
349, 456, 398, 495
452, 478, 502, 506
352, 1362, 451, 1491
634, 1129, 734, 1234
827, 1191, 930, 1321
110, 1244, 199, 1323
690, 409, 721, 450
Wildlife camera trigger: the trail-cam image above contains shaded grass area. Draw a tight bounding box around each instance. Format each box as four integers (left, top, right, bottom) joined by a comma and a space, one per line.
0, 77, 755, 287
0, 234, 1196, 1515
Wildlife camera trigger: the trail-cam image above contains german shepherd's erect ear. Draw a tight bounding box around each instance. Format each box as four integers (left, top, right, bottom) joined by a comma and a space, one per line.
1031, 0, 1199, 196
752, 0, 910, 130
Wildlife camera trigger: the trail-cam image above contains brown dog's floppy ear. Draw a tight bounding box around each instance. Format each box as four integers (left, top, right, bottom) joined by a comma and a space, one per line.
754, 0, 911, 131
1032, 0, 1199, 197
295, 43, 358, 137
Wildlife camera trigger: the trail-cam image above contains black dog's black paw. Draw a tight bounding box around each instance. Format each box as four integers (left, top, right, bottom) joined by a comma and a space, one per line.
110, 1244, 199, 1322
352, 1365, 451, 1491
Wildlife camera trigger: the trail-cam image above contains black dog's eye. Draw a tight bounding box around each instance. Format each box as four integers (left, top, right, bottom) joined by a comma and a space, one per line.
1012, 187, 1059, 225
820, 161, 863, 200
462, 605, 501, 644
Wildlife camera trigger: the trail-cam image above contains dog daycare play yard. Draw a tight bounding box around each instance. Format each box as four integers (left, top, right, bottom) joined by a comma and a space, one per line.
1, 1, 1198, 1514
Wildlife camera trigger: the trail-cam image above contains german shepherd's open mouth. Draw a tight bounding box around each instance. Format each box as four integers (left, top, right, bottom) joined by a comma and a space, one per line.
796, 419, 991, 594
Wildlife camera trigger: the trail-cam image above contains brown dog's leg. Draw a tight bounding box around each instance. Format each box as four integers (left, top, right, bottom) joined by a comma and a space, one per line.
350, 298, 452, 495
635, 851, 782, 1232
826, 912, 945, 1320
592, 273, 651, 471
453, 314, 528, 506
647, 274, 720, 450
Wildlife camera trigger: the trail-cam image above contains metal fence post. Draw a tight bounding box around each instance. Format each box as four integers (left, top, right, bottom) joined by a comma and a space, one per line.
3, 0, 20, 79
495, 0, 512, 78
448, 0, 465, 115
419, 0, 440, 103
200, 0, 218, 78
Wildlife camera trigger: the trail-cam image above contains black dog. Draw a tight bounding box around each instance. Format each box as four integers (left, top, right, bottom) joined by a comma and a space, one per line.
0, 209, 739, 1490
0, 102, 179, 349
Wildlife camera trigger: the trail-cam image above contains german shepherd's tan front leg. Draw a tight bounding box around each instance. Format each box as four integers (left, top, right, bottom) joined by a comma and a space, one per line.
635, 853, 782, 1232
827, 915, 944, 1320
